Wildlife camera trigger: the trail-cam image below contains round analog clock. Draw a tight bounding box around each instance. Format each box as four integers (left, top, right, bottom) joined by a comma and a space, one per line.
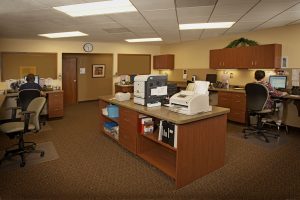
83, 43, 93, 52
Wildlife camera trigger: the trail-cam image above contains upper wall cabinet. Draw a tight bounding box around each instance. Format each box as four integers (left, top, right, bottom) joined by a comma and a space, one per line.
209, 44, 282, 69
153, 54, 175, 70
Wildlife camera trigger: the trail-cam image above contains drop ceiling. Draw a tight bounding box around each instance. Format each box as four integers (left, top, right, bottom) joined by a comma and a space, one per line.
0, 0, 300, 43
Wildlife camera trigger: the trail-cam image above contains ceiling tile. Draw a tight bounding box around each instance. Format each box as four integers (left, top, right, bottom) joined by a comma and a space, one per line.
130, 0, 174, 11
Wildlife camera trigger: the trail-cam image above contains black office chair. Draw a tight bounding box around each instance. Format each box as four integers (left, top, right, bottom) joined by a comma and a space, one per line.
0, 97, 46, 167
243, 83, 279, 143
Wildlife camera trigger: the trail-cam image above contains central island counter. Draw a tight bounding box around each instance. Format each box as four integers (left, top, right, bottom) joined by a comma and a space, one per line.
99, 95, 230, 188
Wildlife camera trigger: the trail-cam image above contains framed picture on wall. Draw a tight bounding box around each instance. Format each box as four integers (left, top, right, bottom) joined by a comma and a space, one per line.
92, 64, 105, 78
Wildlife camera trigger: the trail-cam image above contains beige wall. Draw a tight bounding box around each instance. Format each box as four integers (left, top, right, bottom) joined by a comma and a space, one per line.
161, 23, 300, 69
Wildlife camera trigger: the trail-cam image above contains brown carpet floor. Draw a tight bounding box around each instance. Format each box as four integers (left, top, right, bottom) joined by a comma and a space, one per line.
0, 101, 299, 199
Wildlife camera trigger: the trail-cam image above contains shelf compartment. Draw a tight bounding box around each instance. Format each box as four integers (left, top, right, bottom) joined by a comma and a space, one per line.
138, 136, 176, 179
141, 130, 177, 152
101, 114, 119, 123
102, 128, 119, 141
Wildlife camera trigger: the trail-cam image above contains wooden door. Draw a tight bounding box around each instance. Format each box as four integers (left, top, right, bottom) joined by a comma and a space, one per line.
62, 57, 77, 105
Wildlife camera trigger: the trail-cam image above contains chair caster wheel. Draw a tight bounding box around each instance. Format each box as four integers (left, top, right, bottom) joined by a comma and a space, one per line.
20, 162, 25, 167
244, 135, 248, 139
40, 152, 45, 157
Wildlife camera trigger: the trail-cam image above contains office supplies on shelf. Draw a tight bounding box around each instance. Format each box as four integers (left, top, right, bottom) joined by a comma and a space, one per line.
133, 75, 167, 107
115, 92, 131, 101
103, 121, 119, 140
158, 120, 177, 148
107, 104, 119, 118
169, 81, 212, 115
140, 117, 154, 134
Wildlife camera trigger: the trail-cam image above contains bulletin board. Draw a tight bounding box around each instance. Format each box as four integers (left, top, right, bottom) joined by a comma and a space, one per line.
117, 54, 151, 75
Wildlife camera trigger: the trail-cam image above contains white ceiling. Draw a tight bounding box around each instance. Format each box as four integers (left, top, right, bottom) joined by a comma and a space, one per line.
0, 0, 300, 43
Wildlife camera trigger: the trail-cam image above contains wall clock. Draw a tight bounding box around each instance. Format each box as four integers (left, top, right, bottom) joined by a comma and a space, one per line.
83, 43, 93, 52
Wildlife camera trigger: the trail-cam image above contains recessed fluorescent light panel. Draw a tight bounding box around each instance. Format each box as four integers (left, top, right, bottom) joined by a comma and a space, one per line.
179, 22, 235, 30
125, 38, 162, 43
38, 31, 88, 38
53, 0, 137, 17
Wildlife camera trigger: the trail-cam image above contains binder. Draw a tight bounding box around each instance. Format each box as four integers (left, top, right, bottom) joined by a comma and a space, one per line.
158, 120, 178, 148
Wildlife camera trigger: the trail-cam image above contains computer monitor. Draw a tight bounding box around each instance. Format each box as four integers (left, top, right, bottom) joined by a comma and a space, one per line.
269, 75, 287, 89
24, 75, 39, 84
206, 74, 217, 84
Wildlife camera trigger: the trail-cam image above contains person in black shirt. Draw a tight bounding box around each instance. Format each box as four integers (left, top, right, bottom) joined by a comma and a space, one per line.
19, 74, 44, 95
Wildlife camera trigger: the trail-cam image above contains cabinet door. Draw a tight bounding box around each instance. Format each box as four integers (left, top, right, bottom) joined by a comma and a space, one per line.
230, 93, 246, 123
236, 46, 253, 68
217, 92, 231, 108
209, 49, 222, 69
260, 44, 282, 68
119, 107, 138, 153
47, 92, 64, 118
153, 55, 174, 69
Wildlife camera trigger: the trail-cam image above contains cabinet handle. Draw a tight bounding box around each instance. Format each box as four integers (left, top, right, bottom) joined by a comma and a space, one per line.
251, 61, 254, 65
254, 61, 257, 66
219, 62, 222, 66
223, 62, 225, 66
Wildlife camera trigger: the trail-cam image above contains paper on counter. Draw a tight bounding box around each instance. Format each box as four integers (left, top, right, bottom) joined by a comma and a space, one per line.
151, 86, 168, 96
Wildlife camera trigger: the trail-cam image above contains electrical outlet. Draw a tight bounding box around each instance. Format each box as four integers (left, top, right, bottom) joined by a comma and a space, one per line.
230, 73, 234, 78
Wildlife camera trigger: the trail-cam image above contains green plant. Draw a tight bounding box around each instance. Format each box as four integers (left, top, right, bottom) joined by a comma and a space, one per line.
225, 37, 258, 48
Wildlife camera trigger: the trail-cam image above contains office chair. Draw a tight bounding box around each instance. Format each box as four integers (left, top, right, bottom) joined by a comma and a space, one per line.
243, 83, 279, 143
18, 89, 41, 111
0, 97, 46, 167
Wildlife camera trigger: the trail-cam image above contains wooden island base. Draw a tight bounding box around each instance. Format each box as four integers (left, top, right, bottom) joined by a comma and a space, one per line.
99, 96, 229, 188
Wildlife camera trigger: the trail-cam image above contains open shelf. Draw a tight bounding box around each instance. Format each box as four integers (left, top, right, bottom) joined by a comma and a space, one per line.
102, 129, 118, 141
139, 148, 176, 179
102, 114, 119, 123
141, 130, 177, 152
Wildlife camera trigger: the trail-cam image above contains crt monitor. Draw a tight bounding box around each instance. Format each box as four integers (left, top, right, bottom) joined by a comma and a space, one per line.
269, 75, 287, 89
24, 75, 39, 84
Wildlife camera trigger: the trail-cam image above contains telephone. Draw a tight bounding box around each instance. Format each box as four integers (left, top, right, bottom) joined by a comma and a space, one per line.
115, 92, 131, 101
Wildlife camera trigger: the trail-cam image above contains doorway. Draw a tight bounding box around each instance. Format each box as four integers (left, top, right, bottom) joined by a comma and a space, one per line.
62, 57, 77, 105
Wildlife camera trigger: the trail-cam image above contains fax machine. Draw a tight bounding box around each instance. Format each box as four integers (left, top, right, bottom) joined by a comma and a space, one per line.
169, 81, 212, 115
134, 75, 167, 107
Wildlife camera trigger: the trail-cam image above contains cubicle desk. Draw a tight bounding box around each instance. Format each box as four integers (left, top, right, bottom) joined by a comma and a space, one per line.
99, 95, 229, 188
0, 90, 64, 120
210, 88, 300, 128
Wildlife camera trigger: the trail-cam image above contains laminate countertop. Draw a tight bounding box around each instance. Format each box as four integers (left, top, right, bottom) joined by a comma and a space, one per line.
99, 95, 230, 125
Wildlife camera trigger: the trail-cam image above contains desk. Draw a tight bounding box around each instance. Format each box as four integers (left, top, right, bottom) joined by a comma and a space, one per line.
210, 88, 300, 128
0, 90, 64, 120
99, 95, 229, 188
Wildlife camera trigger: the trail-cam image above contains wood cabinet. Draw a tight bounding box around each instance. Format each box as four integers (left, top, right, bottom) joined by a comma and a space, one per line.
210, 44, 282, 69
153, 54, 174, 70
119, 107, 138, 153
47, 91, 64, 118
218, 91, 246, 123
115, 84, 133, 93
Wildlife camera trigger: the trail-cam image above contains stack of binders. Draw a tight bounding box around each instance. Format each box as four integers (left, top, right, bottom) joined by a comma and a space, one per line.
158, 120, 177, 148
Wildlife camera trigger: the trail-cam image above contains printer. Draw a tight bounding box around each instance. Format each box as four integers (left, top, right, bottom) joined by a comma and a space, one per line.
169, 81, 212, 115
134, 75, 167, 107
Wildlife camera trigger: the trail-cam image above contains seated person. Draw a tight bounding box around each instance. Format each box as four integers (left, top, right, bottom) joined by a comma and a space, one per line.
254, 70, 287, 123
20, 74, 44, 96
